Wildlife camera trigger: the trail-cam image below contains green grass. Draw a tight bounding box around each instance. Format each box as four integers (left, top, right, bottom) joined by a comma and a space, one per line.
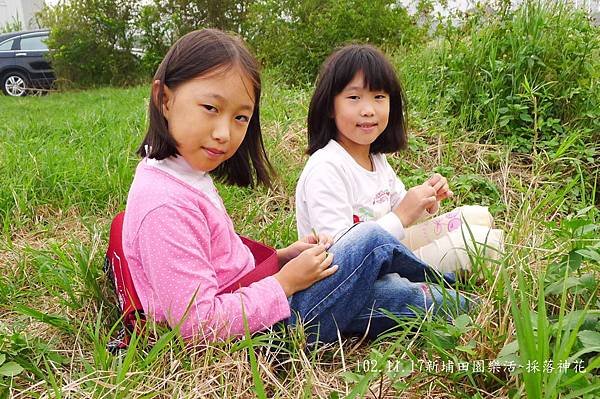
1, 43, 599, 399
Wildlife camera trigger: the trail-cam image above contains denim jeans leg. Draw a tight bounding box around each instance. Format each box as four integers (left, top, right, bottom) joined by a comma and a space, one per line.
288, 222, 450, 344
342, 273, 471, 339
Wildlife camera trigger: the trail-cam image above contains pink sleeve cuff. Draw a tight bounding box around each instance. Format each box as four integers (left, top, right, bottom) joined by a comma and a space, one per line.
258, 275, 291, 319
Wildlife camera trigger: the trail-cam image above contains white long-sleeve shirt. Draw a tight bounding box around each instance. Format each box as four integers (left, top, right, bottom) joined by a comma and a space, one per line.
295, 139, 407, 241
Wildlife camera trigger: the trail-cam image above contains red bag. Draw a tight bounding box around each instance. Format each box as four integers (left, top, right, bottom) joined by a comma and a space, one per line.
104, 211, 280, 351
221, 236, 279, 293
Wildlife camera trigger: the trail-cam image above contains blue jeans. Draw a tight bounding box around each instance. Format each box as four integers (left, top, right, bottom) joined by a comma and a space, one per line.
288, 222, 470, 343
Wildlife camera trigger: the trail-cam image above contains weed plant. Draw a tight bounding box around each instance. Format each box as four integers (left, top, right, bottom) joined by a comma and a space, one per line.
429, 1, 600, 153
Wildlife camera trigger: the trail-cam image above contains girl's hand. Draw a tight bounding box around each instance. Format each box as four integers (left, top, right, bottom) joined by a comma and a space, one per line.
274, 244, 337, 297
393, 184, 437, 226
428, 173, 453, 201
305, 230, 333, 247
276, 233, 333, 267
426, 200, 440, 215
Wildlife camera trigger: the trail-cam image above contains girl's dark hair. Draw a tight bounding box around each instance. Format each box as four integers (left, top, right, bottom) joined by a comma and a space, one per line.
138, 29, 274, 188
307, 44, 408, 155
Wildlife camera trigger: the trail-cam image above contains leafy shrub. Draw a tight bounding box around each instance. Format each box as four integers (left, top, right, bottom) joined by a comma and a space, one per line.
0, 18, 23, 34
37, 0, 142, 88
244, 0, 425, 84
430, 0, 600, 152
136, 0, 251, 75
135, 2, 172, 76
38, 0, 423, 87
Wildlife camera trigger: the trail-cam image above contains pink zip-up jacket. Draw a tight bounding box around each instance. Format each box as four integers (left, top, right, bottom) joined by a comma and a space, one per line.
122, 160, 290, 340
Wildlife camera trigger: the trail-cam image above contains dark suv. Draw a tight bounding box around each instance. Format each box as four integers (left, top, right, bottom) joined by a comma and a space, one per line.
0, 29, 54, 97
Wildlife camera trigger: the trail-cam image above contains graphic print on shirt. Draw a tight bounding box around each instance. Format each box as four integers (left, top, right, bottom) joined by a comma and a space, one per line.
372, 189, 390, 205
432, 209, 462, 236
352, 189, 391, 223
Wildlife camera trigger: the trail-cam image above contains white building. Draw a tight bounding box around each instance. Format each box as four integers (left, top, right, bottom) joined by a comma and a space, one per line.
0, 0, 45, 31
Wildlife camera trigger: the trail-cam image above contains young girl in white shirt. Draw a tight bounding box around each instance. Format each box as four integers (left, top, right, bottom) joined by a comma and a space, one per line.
296, 44, 504, 273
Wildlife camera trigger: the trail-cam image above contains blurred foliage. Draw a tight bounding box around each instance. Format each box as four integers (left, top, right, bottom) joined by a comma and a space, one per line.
429, 1, 600, 153
136, 0, 252, 75
37, 0, 141, 87
243, 0, 426, 84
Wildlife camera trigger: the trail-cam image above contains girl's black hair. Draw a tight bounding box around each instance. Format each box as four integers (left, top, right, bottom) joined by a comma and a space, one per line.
138, 29, 274, 188
307, 44, 408, 155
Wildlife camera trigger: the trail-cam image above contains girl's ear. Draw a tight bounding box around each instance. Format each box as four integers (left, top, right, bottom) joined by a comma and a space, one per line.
151, 79, 172, 117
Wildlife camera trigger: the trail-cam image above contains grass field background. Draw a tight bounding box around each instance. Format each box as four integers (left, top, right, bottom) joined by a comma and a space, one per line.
1, 19, 599, 398
1, 72, 598, 397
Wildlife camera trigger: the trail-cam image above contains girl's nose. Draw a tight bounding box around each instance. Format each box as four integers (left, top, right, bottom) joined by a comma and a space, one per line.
212, 122, 230, 143
360, 102, 375, 117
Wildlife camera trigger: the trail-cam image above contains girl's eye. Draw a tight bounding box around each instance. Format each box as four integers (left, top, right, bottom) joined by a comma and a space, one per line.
235, 115, 250, 123
347, 95, 359, 100
375, 94, 387, 100
202, 104, 217, 112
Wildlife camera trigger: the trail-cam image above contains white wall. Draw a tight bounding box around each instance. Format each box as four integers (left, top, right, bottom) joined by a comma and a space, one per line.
0, 0, 45, 31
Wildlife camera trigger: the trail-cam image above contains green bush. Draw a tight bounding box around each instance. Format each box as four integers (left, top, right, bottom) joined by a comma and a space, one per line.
430, 0, 600, 152
37, 0, 142, 88
38, 0, 424, 87
135, 2, 172, 76
136, 0, 251, 76
244, 0, 425, 84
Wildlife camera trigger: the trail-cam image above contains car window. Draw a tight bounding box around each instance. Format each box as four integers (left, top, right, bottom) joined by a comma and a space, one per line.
19, 35, 49, 51
0, 39, 15, 51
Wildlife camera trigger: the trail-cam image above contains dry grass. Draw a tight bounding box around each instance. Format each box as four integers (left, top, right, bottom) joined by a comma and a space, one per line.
4, 139, 517, 398
3, 98, 597, 398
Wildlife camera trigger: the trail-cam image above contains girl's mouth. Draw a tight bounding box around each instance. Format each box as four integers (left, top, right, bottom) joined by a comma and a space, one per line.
203, 147, 226, 159
357, 122, 377, 131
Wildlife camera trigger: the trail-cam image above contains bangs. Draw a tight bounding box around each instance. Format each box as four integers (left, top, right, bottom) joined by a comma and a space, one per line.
329, 46, 399, 95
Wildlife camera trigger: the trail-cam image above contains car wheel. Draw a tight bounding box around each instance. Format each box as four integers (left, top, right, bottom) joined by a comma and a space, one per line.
2, 72, 29, 97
